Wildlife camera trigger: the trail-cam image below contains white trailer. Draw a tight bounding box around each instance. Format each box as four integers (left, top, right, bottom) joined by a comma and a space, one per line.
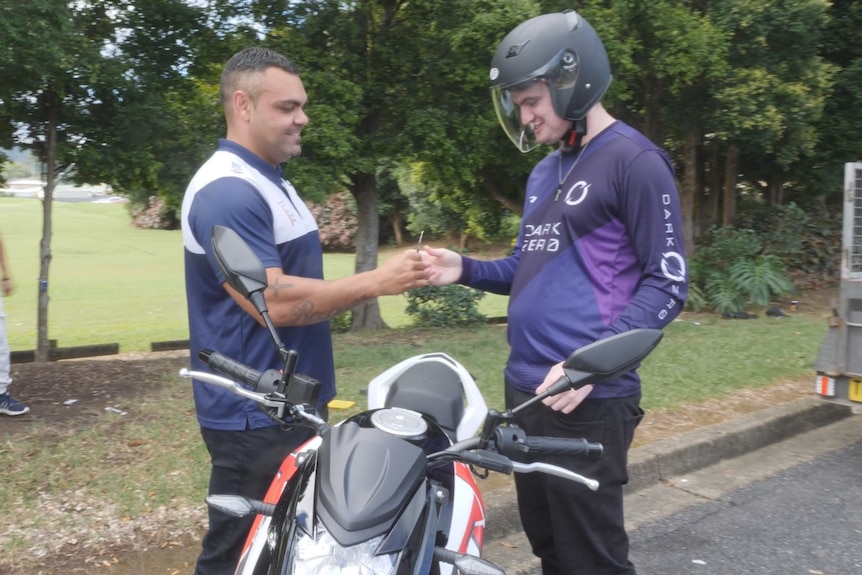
814, 162, 862, 411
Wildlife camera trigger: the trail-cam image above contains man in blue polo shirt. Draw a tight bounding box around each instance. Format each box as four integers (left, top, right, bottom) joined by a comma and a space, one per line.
424, 11, 687, 575
182, 47, 429, 575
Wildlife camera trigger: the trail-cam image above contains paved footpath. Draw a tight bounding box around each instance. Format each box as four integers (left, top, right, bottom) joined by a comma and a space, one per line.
478, 396, 856, 574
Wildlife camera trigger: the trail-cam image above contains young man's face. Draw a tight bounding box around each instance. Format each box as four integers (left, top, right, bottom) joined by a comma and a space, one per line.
245, 67, 309, 166
511, 80, 571, 145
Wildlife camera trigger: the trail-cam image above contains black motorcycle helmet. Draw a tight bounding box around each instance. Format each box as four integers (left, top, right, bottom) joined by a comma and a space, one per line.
489, 10, 612, 152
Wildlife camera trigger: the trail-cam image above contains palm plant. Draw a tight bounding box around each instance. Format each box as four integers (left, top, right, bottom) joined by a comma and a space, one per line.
689, 225, 797, 315
729, 255, 796, 307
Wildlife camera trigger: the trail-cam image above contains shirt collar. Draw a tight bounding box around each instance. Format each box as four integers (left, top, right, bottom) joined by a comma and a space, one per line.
217, 138, 286, 187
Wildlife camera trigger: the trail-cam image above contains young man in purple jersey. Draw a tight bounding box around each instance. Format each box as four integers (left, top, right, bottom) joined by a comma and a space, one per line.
182, 47, 429, 575
423, 11, 687, 575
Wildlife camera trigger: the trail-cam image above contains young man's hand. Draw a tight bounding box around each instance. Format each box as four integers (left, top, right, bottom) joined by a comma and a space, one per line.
537, 361, 594, 414
421, 246, 463, 286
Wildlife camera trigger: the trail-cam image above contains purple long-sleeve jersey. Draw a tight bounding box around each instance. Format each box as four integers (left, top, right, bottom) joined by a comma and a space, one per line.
460, 121, 687, 398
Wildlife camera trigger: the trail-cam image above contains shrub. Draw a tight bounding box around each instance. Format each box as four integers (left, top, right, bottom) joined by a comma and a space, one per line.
728, 255, 796, 307
694, 226, 762, 269
330, 311, 352, 334
405, 285, 486, 328
734, 201, 841, 289
306, 191, 357, 251
704, 270, 748, 314
130, 196, 177, 229
684, 283, 707, 312
690, 226, 796, 314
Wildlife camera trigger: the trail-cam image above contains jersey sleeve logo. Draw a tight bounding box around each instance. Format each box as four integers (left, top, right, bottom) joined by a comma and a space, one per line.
661, 252, 686, 282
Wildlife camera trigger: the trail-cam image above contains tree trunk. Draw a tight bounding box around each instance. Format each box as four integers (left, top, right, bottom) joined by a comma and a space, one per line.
349, 172, 387, 331
679, 131, 697, 258
722, 144, 739, 226
707, 143, 721, 231
642, 78, 665, 145
767, 180, 783, 206
389, 210, 404, 247
36, 111, 56, 362
694, 140, 706, 242
480, 169, 523, 215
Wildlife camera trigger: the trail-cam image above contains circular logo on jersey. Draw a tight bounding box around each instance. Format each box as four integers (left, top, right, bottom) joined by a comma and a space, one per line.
564, 181, 590, 206
661, 252, 686, 282
489, 68, 499, 81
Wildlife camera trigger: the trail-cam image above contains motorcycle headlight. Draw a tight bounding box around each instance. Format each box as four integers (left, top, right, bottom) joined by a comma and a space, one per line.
290, 523, 397, 575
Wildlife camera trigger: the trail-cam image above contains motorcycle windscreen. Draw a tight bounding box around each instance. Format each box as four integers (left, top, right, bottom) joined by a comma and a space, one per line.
316, 422, 427, 546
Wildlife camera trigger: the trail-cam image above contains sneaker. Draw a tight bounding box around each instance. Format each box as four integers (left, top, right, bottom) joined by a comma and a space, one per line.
0, 393, 30, 416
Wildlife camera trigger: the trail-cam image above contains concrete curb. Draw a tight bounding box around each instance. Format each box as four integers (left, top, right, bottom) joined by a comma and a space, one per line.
625, 396, 851, 494
480, 396, 853, 573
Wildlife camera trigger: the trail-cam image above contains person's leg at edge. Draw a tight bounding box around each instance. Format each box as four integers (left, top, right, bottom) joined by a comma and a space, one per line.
194, 424, 315, 575
506, 384, 643, 575
0, 314, 11, 396
0, 312, 28, 416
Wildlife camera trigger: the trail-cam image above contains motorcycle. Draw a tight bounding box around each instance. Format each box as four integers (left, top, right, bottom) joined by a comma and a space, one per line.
179, 225, 663, 575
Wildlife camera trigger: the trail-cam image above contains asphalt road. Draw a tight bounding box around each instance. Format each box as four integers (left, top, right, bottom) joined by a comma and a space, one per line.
630, 428, 862, 574
499, 412, 862, 575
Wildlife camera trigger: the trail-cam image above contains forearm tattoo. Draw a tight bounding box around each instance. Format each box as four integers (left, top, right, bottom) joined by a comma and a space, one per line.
289, 299, 363, 324
266, 277, 370, 324
267, 277, 295, 296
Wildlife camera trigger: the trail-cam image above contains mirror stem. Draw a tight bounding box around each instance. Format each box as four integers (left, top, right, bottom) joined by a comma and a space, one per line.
544, 375, 575, 396
508, 391, 547, 417
255, 307, 286, 359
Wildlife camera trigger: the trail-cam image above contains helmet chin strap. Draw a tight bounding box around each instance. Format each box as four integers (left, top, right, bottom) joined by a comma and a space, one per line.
561, 117, 587, 153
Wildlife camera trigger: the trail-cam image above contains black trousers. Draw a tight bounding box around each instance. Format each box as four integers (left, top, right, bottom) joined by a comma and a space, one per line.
194, 421, 319, 575
506, 385, 644, 575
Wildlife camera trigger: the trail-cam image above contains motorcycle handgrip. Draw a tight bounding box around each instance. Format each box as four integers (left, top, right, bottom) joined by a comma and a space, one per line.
199, 349, 262, 389
524, 437, 603, 460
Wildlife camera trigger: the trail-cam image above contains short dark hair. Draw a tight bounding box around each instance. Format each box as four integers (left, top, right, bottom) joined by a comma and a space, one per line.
220, 47, 299, 107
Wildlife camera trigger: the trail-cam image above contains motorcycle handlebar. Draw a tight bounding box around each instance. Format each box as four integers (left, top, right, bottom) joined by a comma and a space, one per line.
200, 348, 262, 388
523, 437, 603, 460
184, 355, 326, 430
494, 426, 603, 461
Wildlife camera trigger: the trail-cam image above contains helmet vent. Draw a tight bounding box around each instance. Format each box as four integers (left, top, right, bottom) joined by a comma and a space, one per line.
506, 41, 529, 58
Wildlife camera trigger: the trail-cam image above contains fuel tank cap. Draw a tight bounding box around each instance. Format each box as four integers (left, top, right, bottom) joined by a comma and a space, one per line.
370, 407, 428, 438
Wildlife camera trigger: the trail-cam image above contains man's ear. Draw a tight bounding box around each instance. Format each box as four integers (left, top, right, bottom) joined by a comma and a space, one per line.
232, 90, 252, 122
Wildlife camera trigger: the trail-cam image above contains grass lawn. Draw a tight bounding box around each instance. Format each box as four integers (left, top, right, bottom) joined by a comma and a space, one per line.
0, 197, 508, 351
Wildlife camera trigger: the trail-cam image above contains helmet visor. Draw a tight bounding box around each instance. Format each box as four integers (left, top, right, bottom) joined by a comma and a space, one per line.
491, 82, 538, 153
490, 49, 580, 153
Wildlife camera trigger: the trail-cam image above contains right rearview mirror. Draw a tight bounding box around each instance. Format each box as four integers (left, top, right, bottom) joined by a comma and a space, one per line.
562, 329, 664, 388
211, 225, 268, 302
